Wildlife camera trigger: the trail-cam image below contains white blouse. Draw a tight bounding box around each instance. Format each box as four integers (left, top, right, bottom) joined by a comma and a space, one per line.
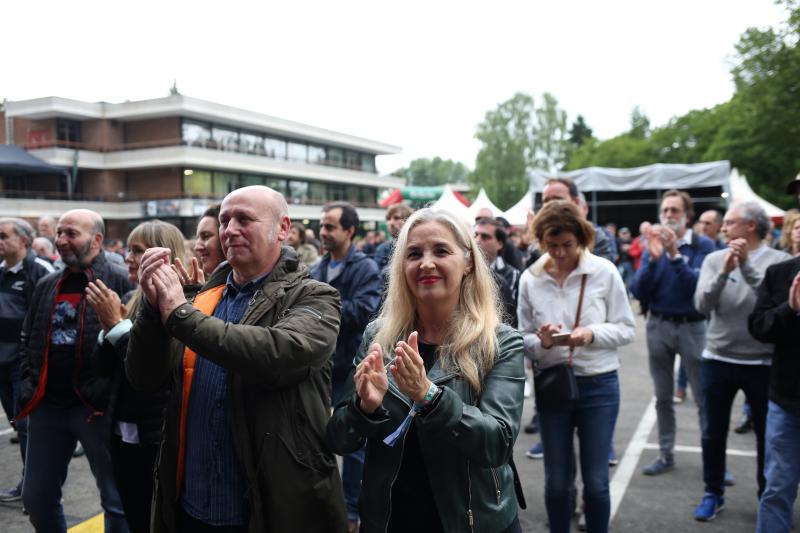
517, 250, 636, 376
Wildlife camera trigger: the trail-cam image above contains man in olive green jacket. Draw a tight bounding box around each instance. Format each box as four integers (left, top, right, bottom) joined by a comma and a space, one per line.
126, 186, 347, 533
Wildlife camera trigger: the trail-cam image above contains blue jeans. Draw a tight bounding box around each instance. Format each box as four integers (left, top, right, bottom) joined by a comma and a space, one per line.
540, 371, 619, 533
22, 403, 129, 533
756, 401, 800, 533
700, 360, 769, 496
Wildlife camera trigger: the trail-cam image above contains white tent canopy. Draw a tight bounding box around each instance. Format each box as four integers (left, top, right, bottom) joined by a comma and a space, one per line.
501, 191, 534, 226
467, 188, 502, 219
528, 161, 731, 192
728, 168, 785, 219
430, 184, 472, 224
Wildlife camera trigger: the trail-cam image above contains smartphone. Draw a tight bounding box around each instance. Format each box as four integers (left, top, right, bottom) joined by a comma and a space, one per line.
551, 332, 572, 344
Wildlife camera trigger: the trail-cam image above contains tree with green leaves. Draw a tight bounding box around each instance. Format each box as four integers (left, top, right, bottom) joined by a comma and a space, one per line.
705, 0, 800, 207
470, 92, 568, 210
568, 115, 594, 147
392, 157, 470, 186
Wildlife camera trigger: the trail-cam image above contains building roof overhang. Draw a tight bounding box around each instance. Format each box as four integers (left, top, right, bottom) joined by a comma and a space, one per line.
5, 95, 401, 156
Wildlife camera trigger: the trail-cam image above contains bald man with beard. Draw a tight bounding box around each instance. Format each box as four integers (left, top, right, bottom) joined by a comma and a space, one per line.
17, 209, 132, 532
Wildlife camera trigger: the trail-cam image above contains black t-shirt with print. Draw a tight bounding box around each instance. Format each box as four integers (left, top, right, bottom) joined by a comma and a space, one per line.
45, 272, 88, 407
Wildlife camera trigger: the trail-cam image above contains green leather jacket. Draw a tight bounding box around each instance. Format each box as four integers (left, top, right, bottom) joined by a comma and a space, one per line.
326, 322, 525, 533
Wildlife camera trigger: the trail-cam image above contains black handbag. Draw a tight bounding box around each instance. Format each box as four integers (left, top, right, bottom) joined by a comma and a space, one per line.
533, 274, 587, 411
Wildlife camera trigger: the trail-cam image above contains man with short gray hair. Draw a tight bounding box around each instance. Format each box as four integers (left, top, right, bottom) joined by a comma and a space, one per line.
691, 201, 791, 521
0, 217, 54, 502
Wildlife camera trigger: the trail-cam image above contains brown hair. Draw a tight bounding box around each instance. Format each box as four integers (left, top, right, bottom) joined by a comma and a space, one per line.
386, 203, 413, 220
531, 200, 595, 250
662, 189, 694, 221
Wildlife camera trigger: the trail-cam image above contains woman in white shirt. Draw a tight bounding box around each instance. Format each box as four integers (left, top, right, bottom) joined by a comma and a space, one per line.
518, 200, 635, 533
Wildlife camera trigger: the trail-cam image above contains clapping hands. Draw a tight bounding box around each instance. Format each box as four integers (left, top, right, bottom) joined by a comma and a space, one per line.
138, 247, 188, 324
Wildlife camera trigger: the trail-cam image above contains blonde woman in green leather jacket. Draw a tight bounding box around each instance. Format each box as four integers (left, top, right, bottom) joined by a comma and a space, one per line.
327, 208, 526, 533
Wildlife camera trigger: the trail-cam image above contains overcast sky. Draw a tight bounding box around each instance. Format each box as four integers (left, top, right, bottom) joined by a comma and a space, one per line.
3, 0, 788, 175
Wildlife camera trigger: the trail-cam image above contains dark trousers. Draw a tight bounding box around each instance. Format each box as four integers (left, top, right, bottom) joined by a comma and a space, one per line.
701, 359, 769, 497
111, 434, 159, 533
0, 361, 27, 487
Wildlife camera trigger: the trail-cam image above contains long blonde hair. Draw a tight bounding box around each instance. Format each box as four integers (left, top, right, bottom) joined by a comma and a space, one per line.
374, 208, 502, 393
126, 220, 187, 318
779, 210, 799, 251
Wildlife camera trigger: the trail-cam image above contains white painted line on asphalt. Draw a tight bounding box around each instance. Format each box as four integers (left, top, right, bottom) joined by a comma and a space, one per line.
0, 427, 14, 436
609, 396, 657, 521
643, 443, 757, 458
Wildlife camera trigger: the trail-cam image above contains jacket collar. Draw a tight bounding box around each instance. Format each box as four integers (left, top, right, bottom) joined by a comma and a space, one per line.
204, 246, 302, 291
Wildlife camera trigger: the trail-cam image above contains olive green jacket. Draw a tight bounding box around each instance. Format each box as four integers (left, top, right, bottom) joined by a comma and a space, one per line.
326, 322, 525, 533
126, 248, 347, 533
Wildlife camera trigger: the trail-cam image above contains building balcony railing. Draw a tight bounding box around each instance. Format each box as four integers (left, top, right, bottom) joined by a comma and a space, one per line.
0, 188, 380, 209
21, 139, 378, 173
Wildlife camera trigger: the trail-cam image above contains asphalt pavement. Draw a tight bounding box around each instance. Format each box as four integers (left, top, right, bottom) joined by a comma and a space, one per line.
0, 313, 797, 532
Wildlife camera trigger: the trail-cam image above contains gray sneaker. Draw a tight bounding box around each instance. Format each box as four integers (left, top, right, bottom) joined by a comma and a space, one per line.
643, 456, 675, 476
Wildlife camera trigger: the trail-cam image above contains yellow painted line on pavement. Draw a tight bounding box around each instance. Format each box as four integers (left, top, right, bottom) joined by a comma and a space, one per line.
68, 512, 103, 533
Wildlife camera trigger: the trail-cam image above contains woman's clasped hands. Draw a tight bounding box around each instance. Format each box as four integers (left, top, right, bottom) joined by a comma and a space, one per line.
355, 331, 433, 414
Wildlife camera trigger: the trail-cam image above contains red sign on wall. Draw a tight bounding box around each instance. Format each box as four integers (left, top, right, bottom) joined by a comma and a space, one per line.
27, 129, 49, 147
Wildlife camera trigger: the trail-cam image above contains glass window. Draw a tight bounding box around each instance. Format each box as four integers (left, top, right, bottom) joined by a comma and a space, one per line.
241, 174, 265, 187
211, 126, 239, 152
327, 148, 344, 167
308, 145, 326, 165
213, 172, 238, 196
264, 137, 287, 159
183, 170, 212, 196
240, 132, 264, 155
57, 119, 82, 144
361, 153, 376, 173
182, 120, 211, 148
328, 184, 346, 201
287, 141, 307, 163
345, 151, 360, 170
309, 181, 326, 203
346, 185, 360, 204
288, 180, 309, 204
266, 178, 288, 195
361, 187, 377, 205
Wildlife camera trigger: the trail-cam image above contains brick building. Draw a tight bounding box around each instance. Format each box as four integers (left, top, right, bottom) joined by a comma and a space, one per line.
0, 94, 402, 237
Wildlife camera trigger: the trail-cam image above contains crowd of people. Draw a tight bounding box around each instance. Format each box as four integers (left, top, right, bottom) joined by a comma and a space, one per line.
0, 174, 798, 533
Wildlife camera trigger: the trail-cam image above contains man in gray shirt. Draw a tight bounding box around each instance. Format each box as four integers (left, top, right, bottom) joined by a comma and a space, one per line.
691, 201, 791, 521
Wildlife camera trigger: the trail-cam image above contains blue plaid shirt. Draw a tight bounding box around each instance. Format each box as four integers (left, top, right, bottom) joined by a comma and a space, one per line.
181, 271, 268, 525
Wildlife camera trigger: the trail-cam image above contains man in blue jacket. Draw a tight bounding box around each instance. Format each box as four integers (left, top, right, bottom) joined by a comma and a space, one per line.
631, 190, 715, 476
311, 201, 381, 532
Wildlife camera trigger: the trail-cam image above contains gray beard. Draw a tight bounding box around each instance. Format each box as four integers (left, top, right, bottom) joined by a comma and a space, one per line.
660, 217, 686, 234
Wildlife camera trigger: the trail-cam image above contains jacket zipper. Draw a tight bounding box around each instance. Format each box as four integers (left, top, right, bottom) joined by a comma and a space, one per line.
490, 467, 501, 504
72, 267, 104, 420
383, 405, 411, 533
467, 459, 474, 532
293, 306, 322, 320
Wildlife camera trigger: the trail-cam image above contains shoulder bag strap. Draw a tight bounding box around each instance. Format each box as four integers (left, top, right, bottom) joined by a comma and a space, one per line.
568, 274, 588, 365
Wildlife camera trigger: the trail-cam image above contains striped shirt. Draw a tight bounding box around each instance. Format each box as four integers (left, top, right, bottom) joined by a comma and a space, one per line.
181, 271, 268, 525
